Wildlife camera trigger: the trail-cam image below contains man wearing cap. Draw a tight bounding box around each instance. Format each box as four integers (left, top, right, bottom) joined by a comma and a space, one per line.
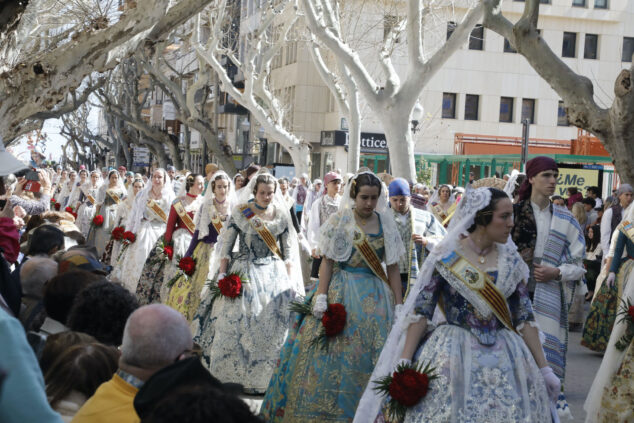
118, 166, 127, 181
600, 184, 633, 261
306, 172, 342, 282
511, 156, 585, 418
388, 178, 446, 298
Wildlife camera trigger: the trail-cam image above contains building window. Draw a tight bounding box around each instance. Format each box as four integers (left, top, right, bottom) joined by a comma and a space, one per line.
557, 101, 569, 126
623, 37, 634, 62
503, 38, 517, 53
584, 34, 598, 59
465, 94, 479, 121
499, 97, 514, 123
447, 21, 456, 40
469, 25, 484, 50
594, 0, 608, 8
572, 0, 586, 6
521, 99, 535, 124
562, 32, 577, 58
442, 93, 457, 119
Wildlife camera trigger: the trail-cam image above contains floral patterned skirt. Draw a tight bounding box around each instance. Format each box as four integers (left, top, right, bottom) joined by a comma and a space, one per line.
165, 241, 213, 321
260, 267, 395, 423
582, 260, 633, 352
597, 340, 634, 422
135, 235, 168, 305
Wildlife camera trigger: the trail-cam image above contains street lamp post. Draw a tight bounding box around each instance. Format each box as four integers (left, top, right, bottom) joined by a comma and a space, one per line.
240, 117, 251, 169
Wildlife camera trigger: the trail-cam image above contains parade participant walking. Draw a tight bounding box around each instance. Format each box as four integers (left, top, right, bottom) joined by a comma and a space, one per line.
302, 178, 322, 227
355, 187, 554, 423
111, 169, 174, 292
67, 169, 88, 213
109, 177, 144, 267
306, 172, 342, 282
428, 184, 455, 226
192, 171, 304, 394
293, 173, 310, 222
87, 169, 126, 257
511, 156, 585, 418
388, 178, 446, 298
262, 171, 405, 422
60, 171, 76, 208
167, 171, 235, 320
600, 184, 633, 262
75, 171, 102, 237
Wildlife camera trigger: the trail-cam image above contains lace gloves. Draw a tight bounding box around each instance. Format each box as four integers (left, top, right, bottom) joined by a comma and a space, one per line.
606, 272, 616, 287
540, 366, 561, 402
313, 294, 328, 319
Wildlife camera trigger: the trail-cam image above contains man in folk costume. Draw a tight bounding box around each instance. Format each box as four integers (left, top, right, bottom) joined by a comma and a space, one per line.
388, 178, 446, 298
511, 156, 585, 419
306, 172, 342, 283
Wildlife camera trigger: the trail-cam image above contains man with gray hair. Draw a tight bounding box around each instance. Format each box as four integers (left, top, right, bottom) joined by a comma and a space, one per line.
72, 304, 193, 423
600, 184, 633, 261
18, 257, 57, 332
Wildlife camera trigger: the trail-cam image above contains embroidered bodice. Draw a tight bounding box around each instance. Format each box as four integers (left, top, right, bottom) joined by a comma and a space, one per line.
103, 188, 126, 207
143, 197, 171, 223
220, 202, 291, 263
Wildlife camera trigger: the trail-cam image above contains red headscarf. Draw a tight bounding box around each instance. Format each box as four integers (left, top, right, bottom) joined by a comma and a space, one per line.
518, 156, 558, 201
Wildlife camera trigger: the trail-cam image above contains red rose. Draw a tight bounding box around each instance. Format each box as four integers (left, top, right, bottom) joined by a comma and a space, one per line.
50, 198, 56, 204
389, 368, 429, 407
112, 226, 125, 241
218, 274, 242, 298
164, 245, 174, 261
628, 305, 634, 321
54, 203, 61, 211
179, 256, 196, 276
70, 212, 78, 220
322, 303, 346, 337
92, 215, 104, 227
65, 206, 73, 213
123, 231, 136, 243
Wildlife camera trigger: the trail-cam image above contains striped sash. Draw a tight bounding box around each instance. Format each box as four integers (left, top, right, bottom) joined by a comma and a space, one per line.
173, 200, 196, 234
440, 251, 517, 334
86, 194, 96, 205
107, 190, 122, 204
432, 203, 457, 227
352, 227, 389, 285
240, 205, 283, 260
209, 204, 224, 234
618, 220, 634, 243
147, 199, 168, 223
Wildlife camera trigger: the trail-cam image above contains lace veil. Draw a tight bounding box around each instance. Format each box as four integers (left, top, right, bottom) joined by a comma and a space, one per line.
503, 169, 521, 199
124, 168, 174, 234
428, 184, 456, 206
95, 170, 125, 204
194, 170, 236, 239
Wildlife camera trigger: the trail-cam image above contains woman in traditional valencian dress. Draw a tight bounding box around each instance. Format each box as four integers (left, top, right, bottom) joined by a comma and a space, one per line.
428, 184, 455, 226
166, 171, 235, 321
354, 188, 556, 423
109, 177, 145, 267
111, 169, 174, 293
584, 204, 634, 423
73, 170, 102, 236
60, 170, 76, 208
261, 171, 405, 422
192, 171, 304, 394
87, 170, 127, 257
66, 169, 88, 220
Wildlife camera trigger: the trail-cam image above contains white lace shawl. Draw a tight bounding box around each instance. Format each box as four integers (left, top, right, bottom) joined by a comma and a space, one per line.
193, 171, 236, 239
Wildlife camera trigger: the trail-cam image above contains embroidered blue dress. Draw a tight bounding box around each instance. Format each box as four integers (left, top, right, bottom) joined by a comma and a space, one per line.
376, 247, 551, 423
261, 218, 396, 423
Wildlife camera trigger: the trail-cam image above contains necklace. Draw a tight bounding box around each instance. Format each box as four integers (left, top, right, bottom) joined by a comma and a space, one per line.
354, 210, 369, 226
214, 197, 226, 204
254, 202, 268, 210
466, 237, 493, 264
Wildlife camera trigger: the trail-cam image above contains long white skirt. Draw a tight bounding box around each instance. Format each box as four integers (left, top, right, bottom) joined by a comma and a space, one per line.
75, 203, 95, 237
111, 219, 166, 293
402, 325, 551, 423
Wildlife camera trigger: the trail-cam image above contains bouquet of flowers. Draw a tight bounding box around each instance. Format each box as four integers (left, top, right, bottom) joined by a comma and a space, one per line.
111, 226, 125, 241
116, 231, 136, 261
54, 203, 61, 211
166, 256, 197, 288
92, 215, 104, 227
615, 297, 634, 351
64, 206, 78, 220
50, 198, 56, 206
150, 239, 172, 265
373, 360, 438, 421
289, 299, 347, 349
208, 272, 247, 301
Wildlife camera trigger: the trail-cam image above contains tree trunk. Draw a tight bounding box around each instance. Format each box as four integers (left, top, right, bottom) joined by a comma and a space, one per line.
381, 111, 417, 181
183, 126, 192, 171
347, 102, 361, 174
287, 143, 311, 177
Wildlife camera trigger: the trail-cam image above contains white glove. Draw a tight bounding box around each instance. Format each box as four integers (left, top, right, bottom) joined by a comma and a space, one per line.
605, 272, 616, 288
312, 293, 328, 319
217, 272, 226, 281
540, 366, 561, 402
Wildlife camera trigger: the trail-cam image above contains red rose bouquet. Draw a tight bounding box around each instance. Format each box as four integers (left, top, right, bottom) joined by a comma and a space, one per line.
50, 198, 56, 205
92, 215, 104, 227
54, 203, 61, 211
373, 361, 438, 421
209, 272, 247, 301
65, 206, 74, 213
179, 256, 196, 276
289, 299, 346, 350
615, 297, 634, 351
116, 231, 136, 261
164, 245, 174, 261
111, 226, 125, 241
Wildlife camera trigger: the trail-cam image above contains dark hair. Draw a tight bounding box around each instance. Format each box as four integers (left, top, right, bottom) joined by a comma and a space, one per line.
551, 195, 564, 202
27, 224, 65, 256
467, 188, 510, 232
45, 343, 119, 407
40, 331, 97, 375
66, 280, 139, 346
586, 224, 600, 251
211, 174, 230, 192
43, 270, 103, 324
349, 173, 381, 199
582, 197, 596, 208
252, 174, 277, 195
278, 177, 289, 185
587, 186, 599, 196
567, 187, 578, 195
186, 174, 202, 192
141, 386, 262, 423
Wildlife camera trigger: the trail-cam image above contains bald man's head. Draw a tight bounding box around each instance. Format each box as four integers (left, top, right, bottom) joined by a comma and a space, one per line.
120, 304, 192, 371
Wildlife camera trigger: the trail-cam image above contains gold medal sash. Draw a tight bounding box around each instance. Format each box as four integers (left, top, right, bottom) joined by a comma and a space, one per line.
147, 199, 168, 223
107, 190, 121, 204
352, 226, 389, 285
240, 205, 283, 259
440, 251, 518, 334
209, 204, 224, 234
618, 220, 634, 244
432, 203, 457, 227
173, 200, 196, 234
86, 194, 96, 205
